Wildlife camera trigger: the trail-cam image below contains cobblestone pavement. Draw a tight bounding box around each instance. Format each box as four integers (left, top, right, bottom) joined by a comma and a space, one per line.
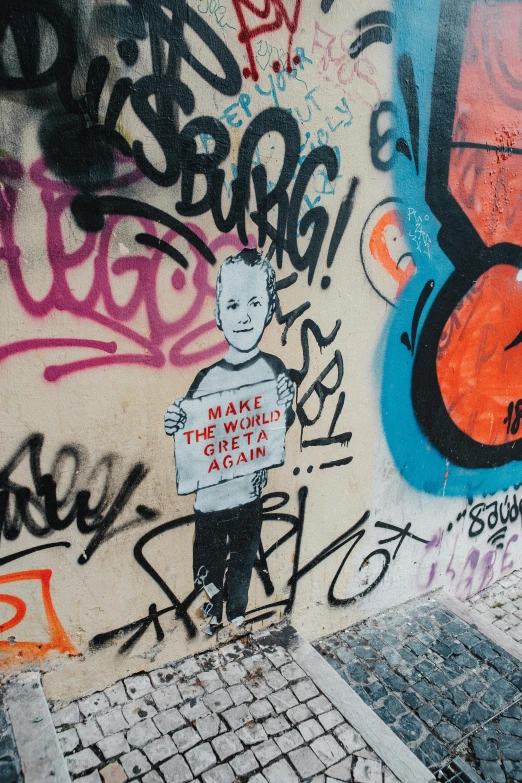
0, 694, 21, 783
468, 569, 522, 643
50, 632, 399, 783
314, 597, 522, 783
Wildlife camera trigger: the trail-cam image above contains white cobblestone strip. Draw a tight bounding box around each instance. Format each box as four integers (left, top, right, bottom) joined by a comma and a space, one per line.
442, 591, 522, 665
5, 670, 71, 783
255, 624, 436, 783
48, 624, 410, 782
466, 567, 522, 640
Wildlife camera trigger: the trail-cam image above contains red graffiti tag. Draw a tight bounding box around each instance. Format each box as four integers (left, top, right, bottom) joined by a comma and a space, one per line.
231, 0, 302, 80
0, 158, 254, 381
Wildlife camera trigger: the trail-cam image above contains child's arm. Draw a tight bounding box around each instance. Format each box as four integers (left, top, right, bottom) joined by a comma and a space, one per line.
276, 372, 296, 429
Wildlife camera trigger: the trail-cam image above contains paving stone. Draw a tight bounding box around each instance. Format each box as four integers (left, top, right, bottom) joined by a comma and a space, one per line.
77, 718, 104, 747
67, 748, 102, 776
172, 726, 201, 752
77, 770, 103, 783
236, 722, 269, 745
289, 745, 325, 777
307, 695, 331, 715
311, 735, 345, 767
142, 772, 164, 783
243, 654, 273, 674
179, 699, 210, 722
252, 739, 282, 766
160, 754, 193, 783
292, 679, 320, 702
319, 710, 344, 731
479, 761, 507, 783
334, 725, 365, 754
287, 703, 313, 724
196, 713, 223, 740
419, 732, 447, 765
124, 674, 153, 700
227, 683, 253, 705
177, 657, 202, 678
100, 761, 127, 783
152, 684, 182, 711
250, 774, 269, 783
178, 681, 204, 701
149, 666, 176, 689
353, 757, 382, 783
53, 703, 80, 728
471, 737, 499, 761
220, 662, 247, 686
222, 703, 252, 730
185, 741, 217, 775
326, 758, 352, 782
230, 749, 259, 776
122, 699, 157, 727
202, 762, 235, 783
104, 683, 128, 708
127, 717, 161, 748
78, 692, 110, 722
250, 699, 273, 720
263, 670, 287, 692
275, 729, 304, 753
498, 735, 522, 760
97, 707, 129, 737
58, 727, 80, 754
212, 731, 243, 761
264, 715, 291, 736
153, 707, 185, 735
435, 721, 461, 743
264, 757, 299, 783
97, 731, 130, 760
280, 663, 305, 682
204, 689, 234, 714
299, 718, 324, 742
262, 646, 293, 669
246, 678, 273, 699
143, 734, 177, 764
198, 670, 223, 693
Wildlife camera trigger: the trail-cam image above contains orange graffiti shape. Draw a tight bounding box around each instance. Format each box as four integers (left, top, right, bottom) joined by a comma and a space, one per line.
368, 210, 415, 300
436, 264, 522, 446
0, 569, 77, 669
449, 2, 522, 246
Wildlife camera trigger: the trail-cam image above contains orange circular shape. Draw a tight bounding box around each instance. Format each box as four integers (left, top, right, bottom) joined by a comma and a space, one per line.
0, 593, 27, 633
436, 264, 522, 446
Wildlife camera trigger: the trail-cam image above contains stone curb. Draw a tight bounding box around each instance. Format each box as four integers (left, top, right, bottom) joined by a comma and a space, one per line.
4, 671, 71, 783
254, 623, 437, 783
439, 591, 522, 664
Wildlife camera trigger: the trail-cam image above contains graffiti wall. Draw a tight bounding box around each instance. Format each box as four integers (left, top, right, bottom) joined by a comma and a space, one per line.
0, 0, 521, 700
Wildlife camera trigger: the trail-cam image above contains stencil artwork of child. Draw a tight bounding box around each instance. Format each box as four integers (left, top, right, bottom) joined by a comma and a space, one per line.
164, 248, 294, 635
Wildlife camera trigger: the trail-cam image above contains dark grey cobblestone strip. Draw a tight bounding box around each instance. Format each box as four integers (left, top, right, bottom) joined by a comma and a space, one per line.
0, 695, 22, 783
313, 596, 522, 782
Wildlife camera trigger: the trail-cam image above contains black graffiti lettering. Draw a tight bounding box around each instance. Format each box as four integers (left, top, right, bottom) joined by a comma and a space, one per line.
469, 503, 486, 538
0, 434, 156, 564
297, 351, 344, 429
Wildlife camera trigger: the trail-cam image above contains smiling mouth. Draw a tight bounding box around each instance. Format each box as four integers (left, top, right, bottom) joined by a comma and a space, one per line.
234, 328, 254, 333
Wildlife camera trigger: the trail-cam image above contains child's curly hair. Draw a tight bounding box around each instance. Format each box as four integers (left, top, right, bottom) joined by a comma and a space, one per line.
215, 247, 276, 329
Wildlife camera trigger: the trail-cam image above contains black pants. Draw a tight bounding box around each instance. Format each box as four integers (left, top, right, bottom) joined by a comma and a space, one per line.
193, 499, 263, 623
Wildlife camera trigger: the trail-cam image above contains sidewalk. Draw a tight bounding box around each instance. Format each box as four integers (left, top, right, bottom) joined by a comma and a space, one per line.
6, 575, 522, 782
47, 626, 412, 783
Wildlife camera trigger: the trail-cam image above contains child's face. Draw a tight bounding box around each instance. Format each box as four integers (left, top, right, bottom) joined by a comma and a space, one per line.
218, 263, 270, 352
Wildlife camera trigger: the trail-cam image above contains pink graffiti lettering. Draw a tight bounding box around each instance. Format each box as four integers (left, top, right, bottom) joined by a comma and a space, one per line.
0, 158, 254, 381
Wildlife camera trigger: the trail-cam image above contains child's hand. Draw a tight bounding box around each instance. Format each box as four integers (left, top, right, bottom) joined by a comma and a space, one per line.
164, 399, 187, 435
277, 373, 294, 409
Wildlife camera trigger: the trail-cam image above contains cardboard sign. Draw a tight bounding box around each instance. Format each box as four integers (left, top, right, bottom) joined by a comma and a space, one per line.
174, 379, 286, 495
